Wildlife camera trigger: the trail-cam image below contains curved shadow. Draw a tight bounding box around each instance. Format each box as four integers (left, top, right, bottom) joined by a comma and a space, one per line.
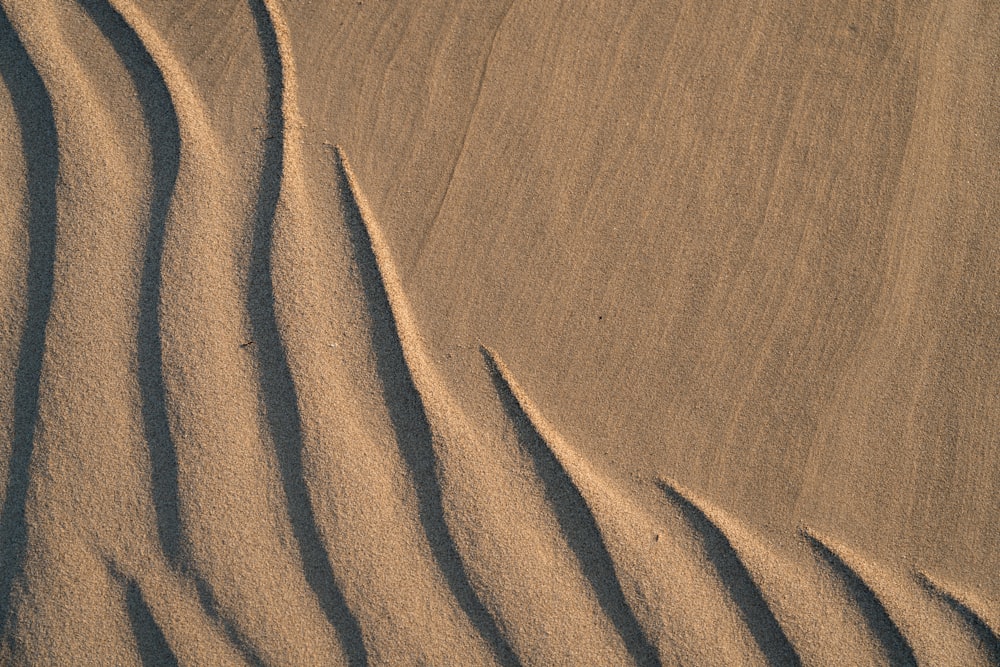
482, 348, 661, 667
334, 150, 522, 667
0, 2, 58, 639
916, 572, 1000, 664
125, 578, 179, 667
802, 531, 916, 666
107, 564, 179, 667
657, 481, 800, 666
75, 3, 264, 664
245, 2, 367, 664
76, 0, 182, 570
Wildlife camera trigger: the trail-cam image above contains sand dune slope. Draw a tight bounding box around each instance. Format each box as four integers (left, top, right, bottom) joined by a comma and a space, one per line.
0, 0, 997, 665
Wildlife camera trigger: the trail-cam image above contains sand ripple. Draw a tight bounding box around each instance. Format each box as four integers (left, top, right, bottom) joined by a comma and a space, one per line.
0, 0, 996, 664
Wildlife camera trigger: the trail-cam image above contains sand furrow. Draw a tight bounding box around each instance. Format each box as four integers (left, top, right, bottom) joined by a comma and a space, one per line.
799, 529, 996, 667
76, 0, 182, 569
321, 149, 513, 665
857, 565, 997, 667
918, 573, 1000, 664
484, 354, 797, 666
106, 563, 181, 667
342, 152, 635, 665
254, 0, 503, 660
659, 492, 887, 666
77, 3, 265, 663
0, 1, 58, 640
482, 349, 661, 666
0, 1, 994, 664
0, 2, 266, 662
0, 0, 162, 660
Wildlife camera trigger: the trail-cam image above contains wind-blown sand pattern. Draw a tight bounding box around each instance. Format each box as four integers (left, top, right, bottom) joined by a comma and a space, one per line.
1, 0, 998, 664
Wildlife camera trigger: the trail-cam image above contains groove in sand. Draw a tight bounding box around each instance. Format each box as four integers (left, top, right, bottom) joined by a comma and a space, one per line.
0, 2, 994, 664
76, 2, 266, 663
106, 563, 180, 667
916, 571, 1000, 664
482, 347, 662, 667
0, 1, 58, 640
77, 0, 184, 569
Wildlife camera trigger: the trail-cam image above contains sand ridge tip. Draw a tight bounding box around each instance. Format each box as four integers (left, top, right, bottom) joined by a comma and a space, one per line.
800, 528, 917, 665
658, 480, 801, 666
915, 570, 1000, 662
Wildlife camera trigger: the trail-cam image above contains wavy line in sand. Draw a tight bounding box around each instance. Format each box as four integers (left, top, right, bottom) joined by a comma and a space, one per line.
480, 348, 662, 667
334, 147, 1000, 665
244, 2, 367, 662
0, 0, 58, 642
78, 2, 267, 663
342, 147, 651, 664
75, 0, 183, 569
651, 485, 891, 665
95, 1, 355, 662
0, 3, 994, 662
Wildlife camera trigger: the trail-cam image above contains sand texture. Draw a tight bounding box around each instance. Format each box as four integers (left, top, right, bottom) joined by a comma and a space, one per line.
0, 0, 998, 664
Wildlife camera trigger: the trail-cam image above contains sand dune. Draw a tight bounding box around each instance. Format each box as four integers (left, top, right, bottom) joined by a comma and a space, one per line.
1, 0, 997, 664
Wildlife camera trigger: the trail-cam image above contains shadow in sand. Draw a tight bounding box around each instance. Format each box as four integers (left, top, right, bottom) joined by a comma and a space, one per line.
658, 481, 800, 666
482, 348, 661, 667
334, 149, 522, 667
76, 0, 183, 570
0, 3, 58, 639
75, 3, 265, 663
245, 1, 367, 664
125, 579, 178, 667
917, 572, 1000, 664
803, 531, 916, 666
106, 564, 179, 667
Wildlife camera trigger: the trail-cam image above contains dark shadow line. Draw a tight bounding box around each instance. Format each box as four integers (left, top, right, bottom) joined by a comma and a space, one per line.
192, 578, 267, 667
333, 150, 522, 667
0, 3, 58, 640
916, 572, 1000, 664
126, 579, 180, 667
245, 2, 367, 664
657, 481, 800, 667
802, 531, 916, 666
106, 564, 180, 667
75, 4, 265, 664
481, 348, 661, 667
76, 0, 183, 571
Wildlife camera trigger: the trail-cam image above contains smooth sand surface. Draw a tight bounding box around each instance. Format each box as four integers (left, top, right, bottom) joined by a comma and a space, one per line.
0, 0, 997, 664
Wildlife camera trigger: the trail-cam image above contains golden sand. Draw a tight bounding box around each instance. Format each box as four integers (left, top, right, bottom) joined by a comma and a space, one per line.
0, 0, 997, 664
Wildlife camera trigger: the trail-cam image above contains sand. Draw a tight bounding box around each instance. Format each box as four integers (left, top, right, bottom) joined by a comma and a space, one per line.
0, 0, 997, 664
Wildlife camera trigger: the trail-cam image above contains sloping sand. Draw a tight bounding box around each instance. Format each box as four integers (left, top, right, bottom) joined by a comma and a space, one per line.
0, 0, 997, 664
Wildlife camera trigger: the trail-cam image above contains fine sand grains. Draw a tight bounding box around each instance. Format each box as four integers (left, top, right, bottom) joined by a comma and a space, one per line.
1, 0, 997, 664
